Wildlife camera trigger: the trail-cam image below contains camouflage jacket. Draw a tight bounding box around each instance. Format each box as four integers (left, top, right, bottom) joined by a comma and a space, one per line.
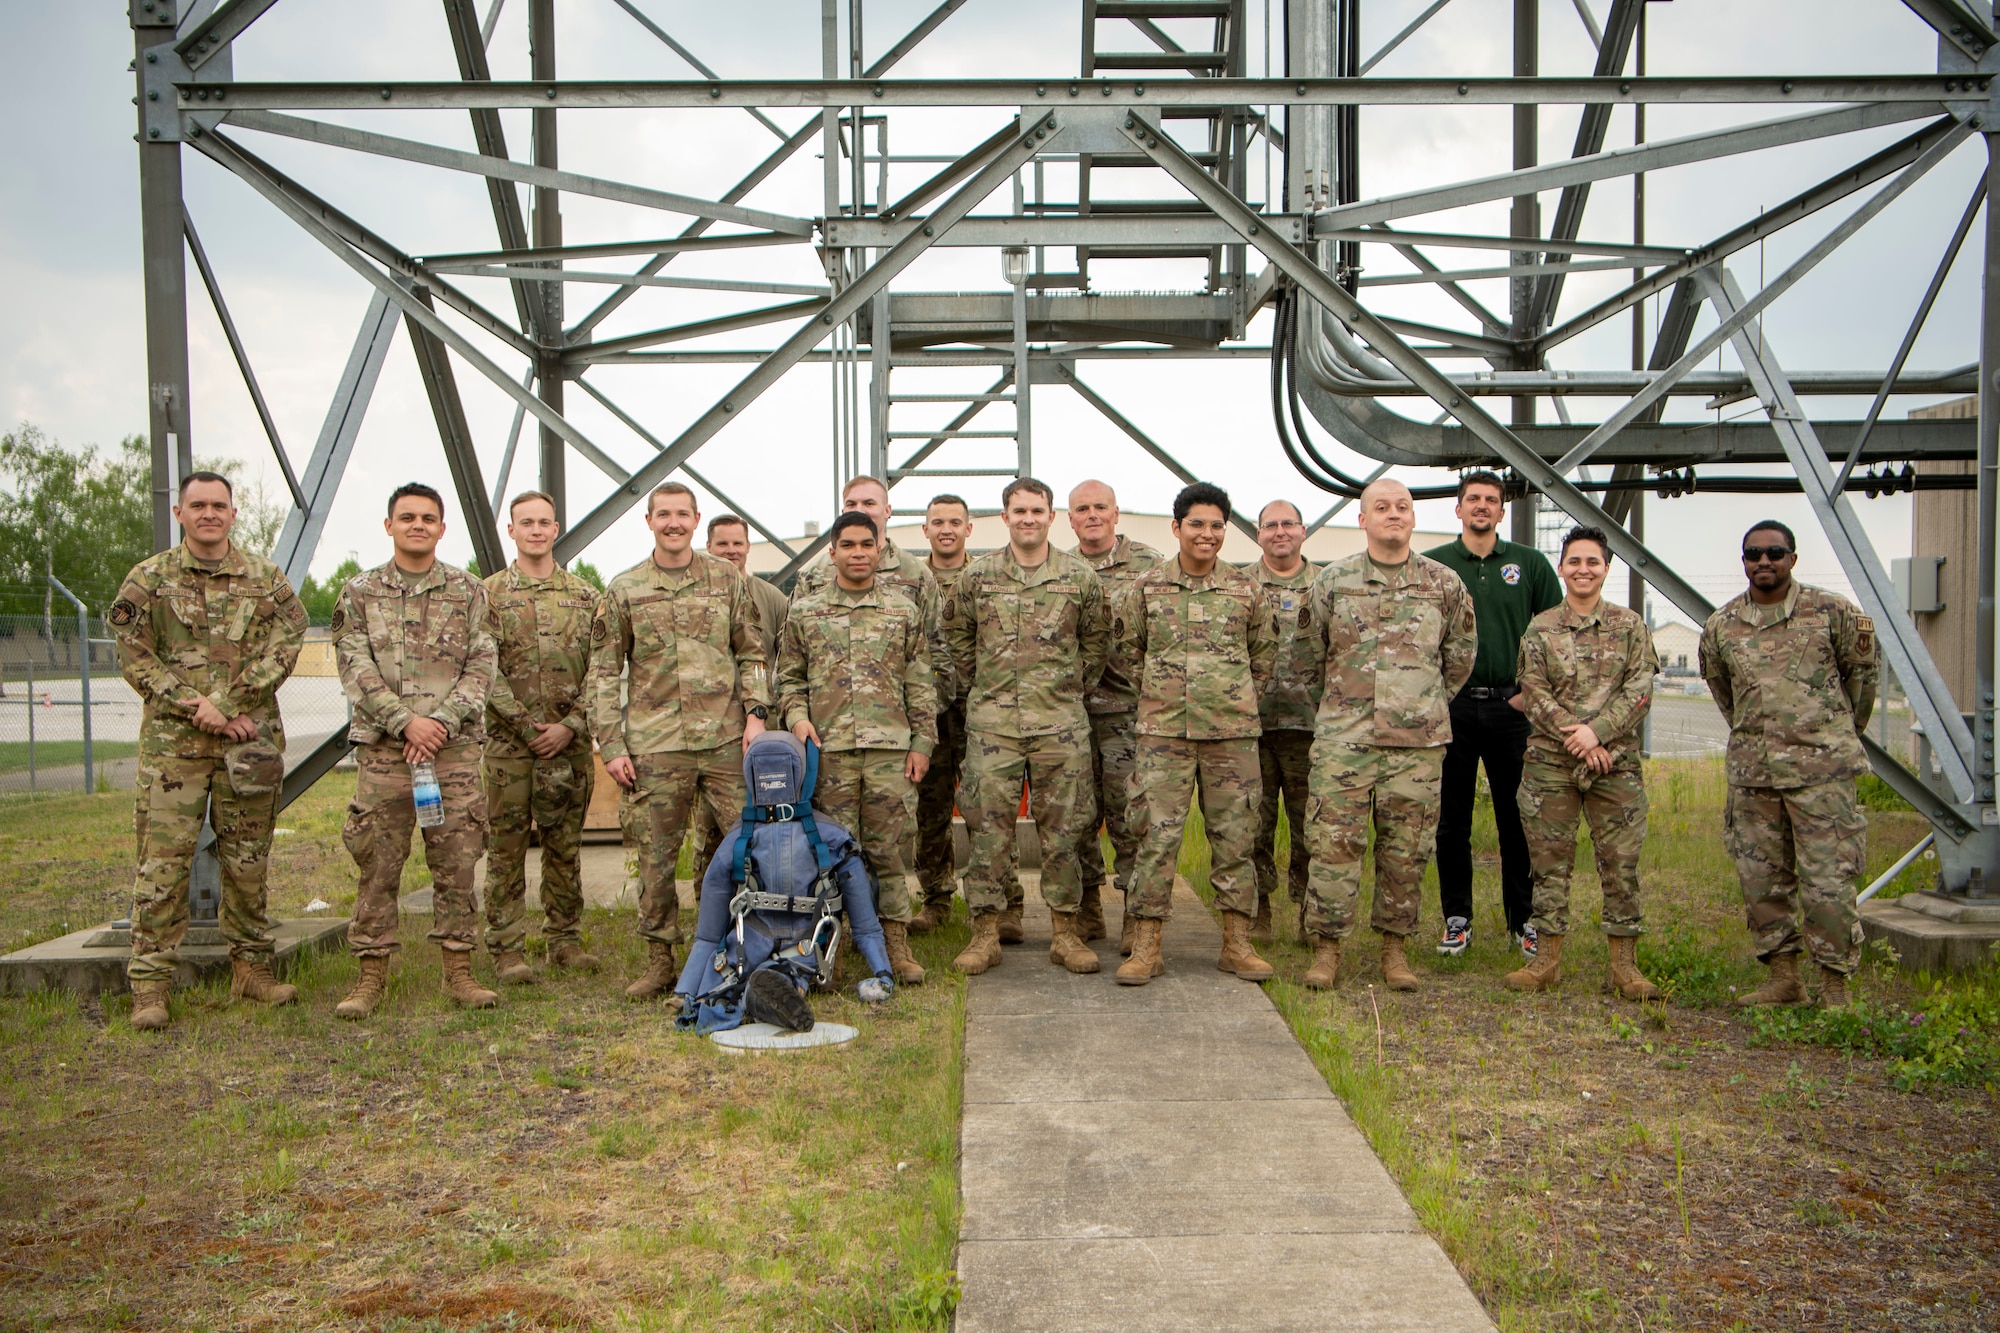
589, 552, 771, 761
776, 581, 938, 757
333, 560, 496, 748
946, 546, 1110, 738
111, 542, 306, 759
1245, 558, 1321, 732
741, 571, 791, 655
1077, 534, 1165, 714
1517, 600, 1659, 770
1115, 556, 1277, 741
1307, 551, 1478, 749
926, 554, 974, 701
483, 562, 598, 759
794, 536, 953, 705
1699, 582, 1877, 788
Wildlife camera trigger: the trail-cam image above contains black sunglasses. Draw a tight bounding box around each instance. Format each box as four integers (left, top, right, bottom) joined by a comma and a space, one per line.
1741, 545, 1792, 562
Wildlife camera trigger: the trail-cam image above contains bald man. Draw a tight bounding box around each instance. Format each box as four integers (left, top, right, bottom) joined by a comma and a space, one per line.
1300, 479, 1477, 991
1067, 479, 1164, 951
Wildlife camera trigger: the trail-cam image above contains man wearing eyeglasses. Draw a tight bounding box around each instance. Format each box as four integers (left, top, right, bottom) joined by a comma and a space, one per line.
1245, 499, 1320, 943
1699, 521, 1878, 1010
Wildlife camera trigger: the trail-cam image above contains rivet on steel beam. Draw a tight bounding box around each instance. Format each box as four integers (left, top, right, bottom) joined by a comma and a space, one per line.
1036, 84, 1046, 96
1457, 83, 1468, 95
873, 84, 884, 97
148, 90, 159, 101
1069, 83, 1080, 96
1248, 223, 1259, 234
1148, 136, 1159, 147
149, 128, 161, 138
545, 87, 557, 99
710, 84, 722, 98
1134, 83, 1145, 95
1619, 81, 1631, 94
213, 88, 223, 101
822, 313, 833, 323
189, 124, 201, 137
380, 87, 391, 100
1781, 81, 1794, 93
723, 402, 734, 412
923, 224, 935, 236
1102, 81, 1113, 96
146, 52, 158, 63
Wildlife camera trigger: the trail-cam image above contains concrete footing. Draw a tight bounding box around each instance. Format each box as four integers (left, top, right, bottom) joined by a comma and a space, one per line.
1861, 892, 2000, 974
0, 916, 351, 997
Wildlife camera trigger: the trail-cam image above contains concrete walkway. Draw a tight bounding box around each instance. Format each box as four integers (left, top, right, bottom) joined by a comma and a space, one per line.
956, 878, 1495, 1333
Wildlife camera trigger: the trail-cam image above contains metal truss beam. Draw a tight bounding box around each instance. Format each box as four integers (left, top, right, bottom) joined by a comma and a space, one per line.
224, 110, 814, 234
183, 75, 1970, 112
1058, 365, 1257, 538
1699, 266, 1980, 803
441, 0, 546, 344
174, 0, 283, 70
447, 264, 829, 297
1900, 0, 1997, 63
553, 112, 1052, 561
405, 291, 507, 577
824, 213, 1307, 247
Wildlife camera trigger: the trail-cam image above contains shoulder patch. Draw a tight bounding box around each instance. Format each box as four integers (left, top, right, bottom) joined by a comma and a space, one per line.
282, 598, 308, 630
592, 614, 609, 643
1114, 616, 1126, 639
1298, 605, 1311, 630
329, 605, 347, 636
108, 598, 138, 628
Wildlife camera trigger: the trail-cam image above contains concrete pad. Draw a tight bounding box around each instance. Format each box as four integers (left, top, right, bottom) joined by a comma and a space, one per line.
0, 915, 349, 996
712, 1021, 858, 1052
957, 1231, 1495, 1333
961, 1098, 1418, 1239
1861, 898, 2000, 974
955, 875, 1495, 1332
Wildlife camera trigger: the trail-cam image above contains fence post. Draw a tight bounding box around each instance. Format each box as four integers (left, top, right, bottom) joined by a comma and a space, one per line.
25, 653, 34, 794
47, 577, 92, 793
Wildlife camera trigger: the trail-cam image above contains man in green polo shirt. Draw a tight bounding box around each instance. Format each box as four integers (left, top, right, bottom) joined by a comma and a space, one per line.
1422, 471, 1561, 959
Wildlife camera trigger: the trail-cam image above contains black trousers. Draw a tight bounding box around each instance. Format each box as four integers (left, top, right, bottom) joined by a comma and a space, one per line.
1436, 691, 1534, 934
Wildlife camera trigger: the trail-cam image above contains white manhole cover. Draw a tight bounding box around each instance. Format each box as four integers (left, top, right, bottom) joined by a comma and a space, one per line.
710, 1022, 859, 1052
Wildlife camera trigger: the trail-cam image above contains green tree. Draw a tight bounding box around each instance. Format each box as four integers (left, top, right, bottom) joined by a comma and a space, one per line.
298, 556, 363, 625
0, 425, 152, 617
572, 560, 605, 591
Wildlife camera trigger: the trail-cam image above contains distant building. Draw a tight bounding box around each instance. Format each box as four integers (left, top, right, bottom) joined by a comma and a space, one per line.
1909, 396, 1978, 710
1653, 621, 1700, 677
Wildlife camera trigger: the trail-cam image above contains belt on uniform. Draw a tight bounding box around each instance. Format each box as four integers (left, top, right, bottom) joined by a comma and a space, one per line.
1462, 685, 1519, 701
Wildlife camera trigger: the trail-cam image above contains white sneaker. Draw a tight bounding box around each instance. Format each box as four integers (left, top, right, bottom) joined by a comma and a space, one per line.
1436, 916, 1471, 956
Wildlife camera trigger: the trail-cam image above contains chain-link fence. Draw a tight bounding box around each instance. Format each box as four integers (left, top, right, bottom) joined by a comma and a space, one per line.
0, 614, 350, 794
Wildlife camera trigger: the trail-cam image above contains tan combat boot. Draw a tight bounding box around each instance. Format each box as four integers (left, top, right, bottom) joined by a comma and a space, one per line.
1115, 918, 1165, 986
1735, 953, 1806, 1007
953, 913, 1003, 975
1119, 910, 1139, 957
1606, 936, 1659, 1001
624, 941, 679, 1001
334, 957, 390, 1020
129, 979, 171, 1031
441, 949, 499, 1009
230, 958, 298, 1007
1817, 966, 1850, 1010
1378, 931, 1419, 991
1217, 911, 1276, 982
1075, 885, 1108, 942
1049, 910, 1102, 974
1303, 936, 1342, 990
997, 904, 1025, 945
492, 950, 534, 985
1505, 933, 1565, 992
550, 940, 599, 972
884, 921, 928, 985
909, 899, 949, 935
1249, 895, 1274, 945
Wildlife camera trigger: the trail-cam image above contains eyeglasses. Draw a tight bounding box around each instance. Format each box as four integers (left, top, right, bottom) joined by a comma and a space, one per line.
1260, 520, 1304, 531
1741, 546, 1792, 563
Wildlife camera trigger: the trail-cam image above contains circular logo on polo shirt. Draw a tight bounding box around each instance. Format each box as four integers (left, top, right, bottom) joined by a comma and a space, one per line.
1502, 563, 1522, 585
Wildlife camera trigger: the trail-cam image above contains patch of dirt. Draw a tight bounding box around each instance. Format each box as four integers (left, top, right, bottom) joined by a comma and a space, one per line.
334, 1280, 586, 1328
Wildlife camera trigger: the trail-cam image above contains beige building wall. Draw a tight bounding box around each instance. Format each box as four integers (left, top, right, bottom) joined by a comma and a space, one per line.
746, 510, 1455, 575
1909, 397, 1979, 710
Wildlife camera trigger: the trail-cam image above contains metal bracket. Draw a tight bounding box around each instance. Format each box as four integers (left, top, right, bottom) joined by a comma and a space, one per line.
142, 39, 231, 142
1040, 103, 1160, 154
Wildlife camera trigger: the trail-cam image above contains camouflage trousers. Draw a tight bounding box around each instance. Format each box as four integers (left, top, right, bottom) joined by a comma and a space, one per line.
1724, 780, 1866, 974
631, 746, 746, 947
127, 750, 282, 983
344, 742, 487, 958
1518, 760, 1647, 938
481, 743, 595, 953
1255, 729, 1314, 911
914, 701, 968, 908
1078, 709, 1144, 896
1302, 742, 1444, 940
816, 747, 920, 924
960, 725, 1097, 915
1127, 735, 1262, 921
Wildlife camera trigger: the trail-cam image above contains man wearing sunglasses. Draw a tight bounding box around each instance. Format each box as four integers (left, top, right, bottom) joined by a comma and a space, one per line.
1699, 521, 1878, 1010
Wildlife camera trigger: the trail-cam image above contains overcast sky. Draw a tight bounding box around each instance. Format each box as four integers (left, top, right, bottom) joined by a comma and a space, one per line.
1, 0, 1981, 625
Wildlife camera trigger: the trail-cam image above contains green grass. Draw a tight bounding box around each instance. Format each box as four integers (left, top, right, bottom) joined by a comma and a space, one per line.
0, 738, 138, 776
0, 776, 970, 1331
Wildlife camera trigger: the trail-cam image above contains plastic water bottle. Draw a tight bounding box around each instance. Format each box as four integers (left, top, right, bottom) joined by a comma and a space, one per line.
412, 760, 445, 828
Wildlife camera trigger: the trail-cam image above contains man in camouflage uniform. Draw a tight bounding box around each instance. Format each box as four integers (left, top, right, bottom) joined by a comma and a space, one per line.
706, 514, 790, 651
777, 510, 936, 983
1068, 479, 1165, 948
947, 477, 1111, 976
481, 491, 601, 984
913, 494, 975, 933
111, 471, 306, 1030
592, 482, 772, 1002
332, 483, 500, 1018
1246, 499, 1320, 944
1506, 526, 1661, 1000
1113, 483, 1278, 986
1700, 520, 1878, 1010
1301, 478, 1478, 991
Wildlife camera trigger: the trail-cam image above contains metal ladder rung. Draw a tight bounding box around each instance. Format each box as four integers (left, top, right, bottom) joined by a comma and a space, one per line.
891, 467, 1021, 478
889, 393, 1016, 403
886, 430, 1019, 439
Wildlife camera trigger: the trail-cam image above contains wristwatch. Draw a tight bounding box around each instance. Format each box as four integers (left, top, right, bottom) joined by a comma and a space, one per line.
747, 704, 769, 720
